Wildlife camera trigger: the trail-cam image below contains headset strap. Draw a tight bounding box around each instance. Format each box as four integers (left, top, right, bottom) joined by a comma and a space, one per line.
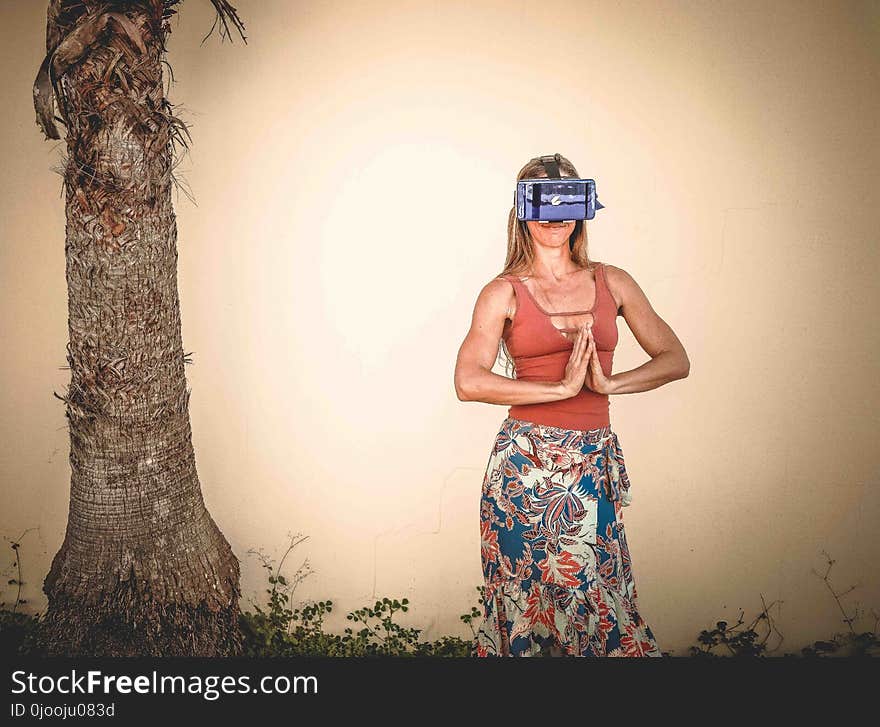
536, 153, 562, 179
528, 153, 606, 210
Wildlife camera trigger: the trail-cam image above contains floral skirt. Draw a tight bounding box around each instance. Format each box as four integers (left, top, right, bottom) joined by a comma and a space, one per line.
473, 416, 662, 657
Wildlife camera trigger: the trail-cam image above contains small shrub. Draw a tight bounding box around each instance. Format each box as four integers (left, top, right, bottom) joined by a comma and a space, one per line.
0, 529, 42, 656
682, 550, 879, 658
238, 533, 474, 656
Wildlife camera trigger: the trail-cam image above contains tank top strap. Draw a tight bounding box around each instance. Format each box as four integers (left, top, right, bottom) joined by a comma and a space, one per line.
595, 262, 614, 312
498, 273, 526, 294
497, 273, 535, 319
595, 262, 608, 294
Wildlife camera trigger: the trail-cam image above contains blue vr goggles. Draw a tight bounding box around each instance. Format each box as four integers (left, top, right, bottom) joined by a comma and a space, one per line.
515, 153, 605, 222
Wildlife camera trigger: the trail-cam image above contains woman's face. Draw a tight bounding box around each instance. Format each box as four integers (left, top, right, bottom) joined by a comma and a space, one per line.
526, 219, 576, 250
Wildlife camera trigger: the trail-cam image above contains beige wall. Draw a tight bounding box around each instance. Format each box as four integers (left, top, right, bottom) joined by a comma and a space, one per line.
2, 0, 878, 654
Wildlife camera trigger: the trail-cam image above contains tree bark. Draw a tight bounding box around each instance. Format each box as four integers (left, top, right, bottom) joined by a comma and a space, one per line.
33, 0, 245, 656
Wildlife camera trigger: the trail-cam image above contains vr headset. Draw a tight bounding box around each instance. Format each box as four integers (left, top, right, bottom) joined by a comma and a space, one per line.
515, 153, 605, 223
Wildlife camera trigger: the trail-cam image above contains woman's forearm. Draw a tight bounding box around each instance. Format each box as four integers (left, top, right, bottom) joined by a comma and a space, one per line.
608, 350, 690, 394
456, 367, 569, 405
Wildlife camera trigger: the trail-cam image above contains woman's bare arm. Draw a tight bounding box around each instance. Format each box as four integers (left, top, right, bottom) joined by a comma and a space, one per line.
454, 278, 589, 404
603, 265, 690, 394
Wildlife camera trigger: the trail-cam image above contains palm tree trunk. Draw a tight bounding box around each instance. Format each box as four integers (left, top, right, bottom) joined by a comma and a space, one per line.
33, 0, 247, 656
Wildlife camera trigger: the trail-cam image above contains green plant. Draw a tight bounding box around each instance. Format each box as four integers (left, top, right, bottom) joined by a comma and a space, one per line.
0, 529, 42, 656
238, 533, 474, 656
682, 550, 880, 658
686, 594, 784, 657
798, 550, 880, 657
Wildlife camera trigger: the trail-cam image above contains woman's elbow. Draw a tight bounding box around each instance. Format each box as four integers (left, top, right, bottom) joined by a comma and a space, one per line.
456, 363, 489, 401
454, 371, 474, 401
677, 352, 691, 380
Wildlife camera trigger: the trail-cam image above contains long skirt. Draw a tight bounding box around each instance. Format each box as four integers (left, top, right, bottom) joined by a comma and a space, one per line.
473, 415, 663, 657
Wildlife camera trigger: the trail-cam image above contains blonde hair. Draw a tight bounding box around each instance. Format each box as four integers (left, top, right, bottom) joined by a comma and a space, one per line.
496, 154, 596, 377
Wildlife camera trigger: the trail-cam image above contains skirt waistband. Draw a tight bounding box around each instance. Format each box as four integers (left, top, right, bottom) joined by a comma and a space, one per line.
503, 415, 613, 445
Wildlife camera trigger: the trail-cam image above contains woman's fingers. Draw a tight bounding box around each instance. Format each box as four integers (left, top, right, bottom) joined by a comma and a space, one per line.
583, 327, 596, 372
571, 326, 585, 358
568, 328, 583, 361
576, 324, 590, 368
568, 323, 593, 375
572, 325, 586, 360
587, 329, 603, 381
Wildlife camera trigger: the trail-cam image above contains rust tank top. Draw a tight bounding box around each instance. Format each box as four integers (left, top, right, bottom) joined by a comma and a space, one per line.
498, 262, 619, 430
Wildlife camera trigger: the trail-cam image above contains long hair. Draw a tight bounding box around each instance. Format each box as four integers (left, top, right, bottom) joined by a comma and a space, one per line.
497, 154, 597, 377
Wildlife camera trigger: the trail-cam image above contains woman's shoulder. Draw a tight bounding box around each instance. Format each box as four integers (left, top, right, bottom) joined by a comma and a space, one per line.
481, 274, 521, 321
487, 271, 525, 291
476, 274, 518, 308
598, 260, 631, 278
597, 262, 634, 313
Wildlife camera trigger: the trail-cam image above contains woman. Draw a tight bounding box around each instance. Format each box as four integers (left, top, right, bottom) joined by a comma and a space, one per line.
454, 154, 690, 657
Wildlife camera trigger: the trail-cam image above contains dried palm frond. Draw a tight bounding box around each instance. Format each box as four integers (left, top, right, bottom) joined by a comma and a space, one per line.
34, 0, 246, 140
202, 0, 248, 45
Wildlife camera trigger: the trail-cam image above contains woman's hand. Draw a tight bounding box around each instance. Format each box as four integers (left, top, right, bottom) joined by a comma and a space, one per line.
558, 324, 591, 399
583, 326, 618, 395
